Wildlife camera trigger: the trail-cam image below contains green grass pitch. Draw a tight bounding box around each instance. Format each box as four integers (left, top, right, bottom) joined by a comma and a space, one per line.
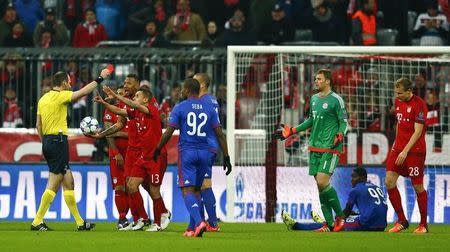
1, 222, 449, 251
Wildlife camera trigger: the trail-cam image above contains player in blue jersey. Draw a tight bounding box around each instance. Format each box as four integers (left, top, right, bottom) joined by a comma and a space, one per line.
153, 78, 232, 237
193, 73, 220, 231
282, 168, 387, 232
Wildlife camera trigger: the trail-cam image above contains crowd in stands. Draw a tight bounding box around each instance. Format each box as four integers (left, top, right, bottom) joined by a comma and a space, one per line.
0, 0, 449, 48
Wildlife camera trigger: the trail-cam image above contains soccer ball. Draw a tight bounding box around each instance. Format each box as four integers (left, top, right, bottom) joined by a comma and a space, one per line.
80, 116, 100, 134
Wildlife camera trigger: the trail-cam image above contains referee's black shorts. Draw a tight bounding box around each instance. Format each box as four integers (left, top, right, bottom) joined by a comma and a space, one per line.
42, 134, 70, 175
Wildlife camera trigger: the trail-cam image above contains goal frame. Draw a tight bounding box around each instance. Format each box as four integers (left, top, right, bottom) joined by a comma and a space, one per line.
226, 46, 450, 222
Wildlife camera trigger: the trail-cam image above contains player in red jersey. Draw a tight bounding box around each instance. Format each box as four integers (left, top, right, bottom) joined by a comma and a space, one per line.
385, 77, 429, 233
95, 86, 171, 232
92, 74, 149, 230
103, 86, 130, 229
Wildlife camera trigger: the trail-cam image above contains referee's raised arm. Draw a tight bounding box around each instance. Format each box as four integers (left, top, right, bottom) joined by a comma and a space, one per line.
71, 67, 112, 102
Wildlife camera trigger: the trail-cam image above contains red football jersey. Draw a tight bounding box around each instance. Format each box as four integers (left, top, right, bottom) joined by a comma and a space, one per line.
103, 108, 129, 152
119, 101, 140, 148
127, 98, 166, 159
392, 95, 428, 154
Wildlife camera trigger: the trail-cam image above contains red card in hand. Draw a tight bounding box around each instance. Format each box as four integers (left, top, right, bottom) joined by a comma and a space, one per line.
106, 64, 114, 74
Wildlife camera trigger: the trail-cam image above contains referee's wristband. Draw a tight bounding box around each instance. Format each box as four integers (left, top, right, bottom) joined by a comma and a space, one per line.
95, 76, 104, 84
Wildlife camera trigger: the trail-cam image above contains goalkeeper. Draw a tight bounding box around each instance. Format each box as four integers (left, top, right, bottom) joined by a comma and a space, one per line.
281, 167, 387, 232
275, 69, 348, 232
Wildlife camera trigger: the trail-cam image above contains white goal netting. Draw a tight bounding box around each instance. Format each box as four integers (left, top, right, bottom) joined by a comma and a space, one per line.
226, 46, 450, 223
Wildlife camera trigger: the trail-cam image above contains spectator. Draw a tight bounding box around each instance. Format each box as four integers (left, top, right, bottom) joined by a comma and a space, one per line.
36, 27, 54, 48
3, 88, 23, 128
216, 84, 227, 129
0, 55, 24, 88
311, 1, 347, 44
14, 0, 44, 36
63, 0, 95, 38
413, 0, 448, 46
126, 0, 154, 40
426, 90, 442, 149
3, 22, 33, 47
259, 3, 295, 45
0, 3, 18, 46
159, 84, 181, 128
95, 0, 125, 40
153, 0, 168, 31
356, 67, 381, 131
73, 8, 108, 47
352, 0, 377, 45
33, 8, 69, 46
164, 0, 206, 42
201, 21, 221, 48
221, 9, 256, 46
414, 69, 432, 100
140, 20, 168, 48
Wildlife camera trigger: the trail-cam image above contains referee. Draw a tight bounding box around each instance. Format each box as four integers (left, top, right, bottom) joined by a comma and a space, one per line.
31, 66, 111, 231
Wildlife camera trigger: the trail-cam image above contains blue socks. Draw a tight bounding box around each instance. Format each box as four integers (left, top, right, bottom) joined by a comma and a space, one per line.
201, 188, 218, 227
292, 222, 323, 230
184, 191, 203, 227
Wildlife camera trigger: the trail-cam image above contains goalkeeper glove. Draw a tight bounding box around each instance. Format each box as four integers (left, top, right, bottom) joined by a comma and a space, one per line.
333, 133, 344, 147
223, 156, 232, 176
274, 124, 297, 141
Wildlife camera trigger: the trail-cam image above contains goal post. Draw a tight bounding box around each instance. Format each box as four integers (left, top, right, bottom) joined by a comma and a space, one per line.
226, 46, 450, 223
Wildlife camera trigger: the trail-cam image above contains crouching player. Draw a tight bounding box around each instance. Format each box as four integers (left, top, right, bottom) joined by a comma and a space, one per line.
282, 168, 387, 232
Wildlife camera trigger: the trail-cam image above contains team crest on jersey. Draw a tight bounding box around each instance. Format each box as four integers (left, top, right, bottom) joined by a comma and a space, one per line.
396, 107, 399, 111
322, 103, 328, 109
407, 106, 411, 113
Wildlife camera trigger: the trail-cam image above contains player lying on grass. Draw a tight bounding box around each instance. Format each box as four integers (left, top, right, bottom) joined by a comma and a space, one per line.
282, 168, 387, 232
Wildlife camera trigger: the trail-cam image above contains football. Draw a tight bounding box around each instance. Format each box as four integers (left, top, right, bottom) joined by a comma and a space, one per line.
80, 116, 100, 134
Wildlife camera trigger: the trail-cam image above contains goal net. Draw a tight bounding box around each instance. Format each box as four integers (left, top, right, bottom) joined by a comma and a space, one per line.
226, 46, 450, 224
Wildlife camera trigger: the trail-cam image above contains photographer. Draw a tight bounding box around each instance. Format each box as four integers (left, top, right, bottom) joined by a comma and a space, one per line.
33, 8, 69, 46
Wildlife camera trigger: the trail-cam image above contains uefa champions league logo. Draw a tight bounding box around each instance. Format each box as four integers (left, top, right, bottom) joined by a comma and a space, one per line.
236, 173, 244, 200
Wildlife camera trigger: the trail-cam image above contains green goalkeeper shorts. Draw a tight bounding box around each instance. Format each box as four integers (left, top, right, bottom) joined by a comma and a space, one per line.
309, 152, 340, 176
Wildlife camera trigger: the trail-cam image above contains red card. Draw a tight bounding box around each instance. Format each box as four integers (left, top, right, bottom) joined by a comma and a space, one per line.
106, 64, 114, 73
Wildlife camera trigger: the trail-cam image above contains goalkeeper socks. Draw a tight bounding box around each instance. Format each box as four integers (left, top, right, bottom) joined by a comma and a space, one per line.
63, 190, 84, 226
129, 191, 149, 221
292, 223, 323, 230
152, 197, 167, 225
201, 188, 218, 227
322, 185, 344, 217
32, 189, 56, 226
416, 190, 428, 226
183, 191, 203, 226
319, 190, 334, 227
114, 190, 129, 219
387, 187, 407, 222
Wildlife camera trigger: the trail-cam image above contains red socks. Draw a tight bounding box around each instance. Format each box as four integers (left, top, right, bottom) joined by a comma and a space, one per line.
114, 190, 129, 219
129, 191, 148, 221
152, 197, 168, 225
387, 187, 407, 222
416, 190, 428, 226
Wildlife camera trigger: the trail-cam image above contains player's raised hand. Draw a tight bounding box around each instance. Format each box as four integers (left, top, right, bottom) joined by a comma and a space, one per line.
152, 148, 161, 162
103, 86, 116, 98
223, 156, 232, 176
93, 95, 106, 104
274, 124, 296, 141
333, 133, 344, 147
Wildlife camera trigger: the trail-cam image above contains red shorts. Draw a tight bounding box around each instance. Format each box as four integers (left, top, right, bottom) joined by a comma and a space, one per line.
124, 147, 142, 178
130, 152, 168, 186
386, 150, 425, 185
109, 147, 127, 189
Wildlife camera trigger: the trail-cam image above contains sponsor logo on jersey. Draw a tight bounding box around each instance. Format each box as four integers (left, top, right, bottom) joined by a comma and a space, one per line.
105, 114, 112, 120
322, 103, 328, 109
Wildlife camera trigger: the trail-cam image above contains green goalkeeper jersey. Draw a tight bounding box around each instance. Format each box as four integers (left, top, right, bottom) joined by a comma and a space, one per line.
294, 91, 348, 153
